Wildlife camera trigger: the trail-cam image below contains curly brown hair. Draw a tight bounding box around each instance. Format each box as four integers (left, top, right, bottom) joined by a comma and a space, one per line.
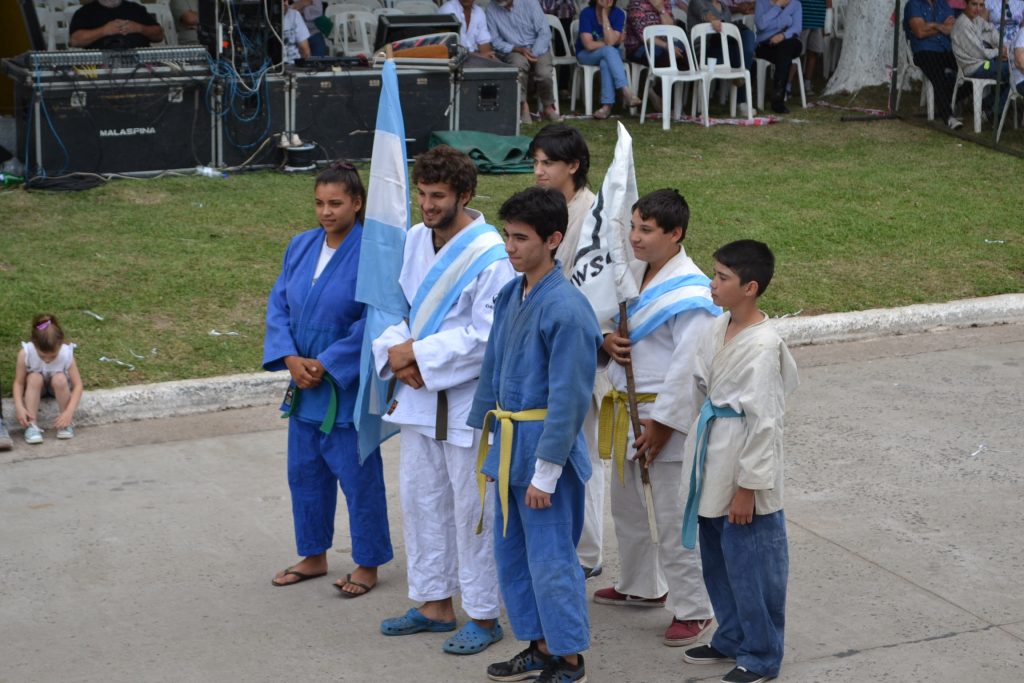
411, 145, 477, 199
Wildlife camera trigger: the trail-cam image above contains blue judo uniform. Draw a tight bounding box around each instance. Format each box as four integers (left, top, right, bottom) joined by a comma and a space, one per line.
468, 264, 602, 656
263, 224, 393, 565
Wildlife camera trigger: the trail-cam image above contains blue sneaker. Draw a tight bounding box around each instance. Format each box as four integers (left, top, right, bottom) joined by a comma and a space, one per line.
486, 642, 555, 681
24, 423, 43, 444
535, 654, 586, 683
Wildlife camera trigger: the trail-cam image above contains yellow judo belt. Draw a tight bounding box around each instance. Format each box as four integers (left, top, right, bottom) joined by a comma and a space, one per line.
598, 389, 657, 485
475, 405, 548, 537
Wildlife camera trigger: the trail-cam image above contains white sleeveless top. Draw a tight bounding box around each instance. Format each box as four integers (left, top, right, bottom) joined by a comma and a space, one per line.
22, 341, 75, 379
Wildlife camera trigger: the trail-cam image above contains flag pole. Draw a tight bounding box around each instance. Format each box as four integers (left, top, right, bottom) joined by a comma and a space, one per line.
618, 301, 659, 545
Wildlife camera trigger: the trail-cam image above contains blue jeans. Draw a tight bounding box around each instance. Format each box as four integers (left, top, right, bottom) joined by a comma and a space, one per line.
576, 45, 630, 104
969, 60, 1011, 114
307, 31, 329, 57
699, 511, 789, 678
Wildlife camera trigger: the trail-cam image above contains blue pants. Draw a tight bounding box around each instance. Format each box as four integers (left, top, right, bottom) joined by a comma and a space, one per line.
494, 473, 589, 656
307, 32, 329, 57
576, 45, 630, 105
287, 417, 393, 566
968, 60, 1011, 114
699, 511, 788, 678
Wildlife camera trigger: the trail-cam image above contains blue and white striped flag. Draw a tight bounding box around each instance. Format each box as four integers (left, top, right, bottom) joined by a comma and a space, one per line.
354, 60, 410, 462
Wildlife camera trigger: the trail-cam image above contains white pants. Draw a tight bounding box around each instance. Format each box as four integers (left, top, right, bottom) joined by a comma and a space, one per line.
576, 403, 606, 570
611, 457, 712, 621
399, 429, 500, 620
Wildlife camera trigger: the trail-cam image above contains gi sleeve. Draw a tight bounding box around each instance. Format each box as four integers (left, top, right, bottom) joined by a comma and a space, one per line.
262, 241, 299, 372
371, 320, 413, 380
412, 261, 512, 392
734, 344, 787, 490
650, 308, 716, 434
317, 310, 365, 390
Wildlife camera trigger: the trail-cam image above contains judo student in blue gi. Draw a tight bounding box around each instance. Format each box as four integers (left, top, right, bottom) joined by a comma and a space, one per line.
469, 186, 603, 683
676, 240, 799, 683
264, 162, 393, 595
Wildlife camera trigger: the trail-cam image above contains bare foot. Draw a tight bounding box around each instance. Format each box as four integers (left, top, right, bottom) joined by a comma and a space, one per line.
272, 553, 327, 586
417, 598, 457, 623
334, 565, 378, 596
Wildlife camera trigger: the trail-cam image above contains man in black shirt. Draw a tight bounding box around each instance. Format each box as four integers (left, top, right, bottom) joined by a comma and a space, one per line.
69, 0, 165, 49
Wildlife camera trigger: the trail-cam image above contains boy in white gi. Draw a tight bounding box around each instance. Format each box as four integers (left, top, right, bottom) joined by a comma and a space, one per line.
469, 187, 603, 683
594, 189, 717, 647
679, 240, 799, 683
372, 146, 515, 655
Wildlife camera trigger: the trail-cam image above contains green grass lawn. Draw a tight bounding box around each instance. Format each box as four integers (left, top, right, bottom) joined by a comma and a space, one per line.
1, 88, 1022, 392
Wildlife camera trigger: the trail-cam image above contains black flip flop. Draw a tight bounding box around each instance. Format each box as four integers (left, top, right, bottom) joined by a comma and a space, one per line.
334, 573, 375, 598
271, 566, 327, 587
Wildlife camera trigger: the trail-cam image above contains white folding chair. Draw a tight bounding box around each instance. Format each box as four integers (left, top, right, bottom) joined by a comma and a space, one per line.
951, 64, 998, 133
639, 24, 708, 128
569, 19, 603, 116
546, 14, 577, 114
995, 83, 1022, 142
689, 22, 754, 120
327, 7, 375, 55
147, 3, 178, 45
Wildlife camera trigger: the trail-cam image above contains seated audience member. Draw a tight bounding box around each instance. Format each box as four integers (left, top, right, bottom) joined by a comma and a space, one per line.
688, 0, 757, 115
625, 0, 682, 66
291, 0, 328, 57
754, 0, 802, 113
170, 0, 198, 44
952, 0, 1010, 117
577, 0, 642, 118
1015, 27, 1024, 96
69, 0, 164, 49
283, 0, 312, 63
800, 0, 830, 94
486, 0, 561, 122
440, 0, 496, 58
904, 0, 962, 128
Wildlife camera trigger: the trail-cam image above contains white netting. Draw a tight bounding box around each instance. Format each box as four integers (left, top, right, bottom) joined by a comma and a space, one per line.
824, 0, 898, 95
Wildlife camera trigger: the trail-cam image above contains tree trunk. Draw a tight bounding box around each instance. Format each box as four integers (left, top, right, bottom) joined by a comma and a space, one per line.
824, 0, 898, 95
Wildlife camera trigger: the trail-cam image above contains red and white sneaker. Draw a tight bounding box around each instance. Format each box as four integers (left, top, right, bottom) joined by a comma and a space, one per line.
663, 618, 713, 647
593, 586, 666, 607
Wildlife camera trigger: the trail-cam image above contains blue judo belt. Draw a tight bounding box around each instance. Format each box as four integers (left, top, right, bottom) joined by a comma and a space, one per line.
681, 397, 744, 549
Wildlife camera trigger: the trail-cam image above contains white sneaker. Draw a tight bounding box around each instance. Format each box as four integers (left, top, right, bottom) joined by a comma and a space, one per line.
25, 423, 43, 444
738, 102, 757, 118
57, 426, 75, 440
0, 420, 12, 451
947, 116, 964, 130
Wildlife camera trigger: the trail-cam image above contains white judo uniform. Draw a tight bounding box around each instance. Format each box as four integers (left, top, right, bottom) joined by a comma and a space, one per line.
558, 185, 610, 572
371, 210, 515, 620
604, 246, 718, 621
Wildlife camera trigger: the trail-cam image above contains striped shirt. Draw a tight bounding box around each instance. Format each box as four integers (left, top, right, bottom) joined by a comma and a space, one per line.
801, 0, 825, 30
485, 0, 553, 55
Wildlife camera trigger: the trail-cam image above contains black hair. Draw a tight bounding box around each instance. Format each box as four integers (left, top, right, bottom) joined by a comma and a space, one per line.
527, 124, 590, 191
412, 145, 478, 198
316, 161, 367, 223
631, 188, 689, 242
498, 187, 568, 252
588, 0, 618, 8
713, 240, 775, 297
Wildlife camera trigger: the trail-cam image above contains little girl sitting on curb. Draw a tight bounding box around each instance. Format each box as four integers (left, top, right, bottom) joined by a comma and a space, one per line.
13, 314, 83, 444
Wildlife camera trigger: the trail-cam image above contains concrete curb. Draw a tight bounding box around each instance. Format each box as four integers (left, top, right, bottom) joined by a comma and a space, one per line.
4, 293, 1023, 429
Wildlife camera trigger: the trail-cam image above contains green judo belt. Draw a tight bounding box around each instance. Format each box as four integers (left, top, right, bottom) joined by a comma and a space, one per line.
281, 374, 339, 435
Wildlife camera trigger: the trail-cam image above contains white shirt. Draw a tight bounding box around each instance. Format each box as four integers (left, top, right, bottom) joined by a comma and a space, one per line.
1013, 28, 1024, 88
311, 238, 336, 285
22, 341, 75, 380
438, 0, 493, 52
283, 8, 310, 64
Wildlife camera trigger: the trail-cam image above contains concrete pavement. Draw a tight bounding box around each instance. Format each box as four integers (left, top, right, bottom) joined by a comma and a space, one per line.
2, 323, 1023, 682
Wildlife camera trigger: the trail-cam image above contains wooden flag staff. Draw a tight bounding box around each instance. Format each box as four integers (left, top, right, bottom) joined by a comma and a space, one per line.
618, 301, 659, 545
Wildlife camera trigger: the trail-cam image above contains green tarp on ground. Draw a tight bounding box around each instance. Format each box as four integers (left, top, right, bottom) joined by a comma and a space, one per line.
427, 130, 534, 174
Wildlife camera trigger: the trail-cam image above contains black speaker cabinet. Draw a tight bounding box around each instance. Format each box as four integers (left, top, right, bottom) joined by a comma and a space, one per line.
218, 74, 288, 168
290, 66, 453, 161
454, 56, 519, 137
15, 76, 214, 176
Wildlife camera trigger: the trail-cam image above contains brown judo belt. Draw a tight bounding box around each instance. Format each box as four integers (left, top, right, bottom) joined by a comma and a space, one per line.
435, 389, 448, 441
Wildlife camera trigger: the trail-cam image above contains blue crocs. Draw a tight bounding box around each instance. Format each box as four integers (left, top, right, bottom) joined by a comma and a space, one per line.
442, 622, 504, 655
380, 608, 457, 636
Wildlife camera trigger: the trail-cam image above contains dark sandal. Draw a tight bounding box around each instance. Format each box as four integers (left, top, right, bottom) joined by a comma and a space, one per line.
271, 565, 327, 587
334, 573, 375, 598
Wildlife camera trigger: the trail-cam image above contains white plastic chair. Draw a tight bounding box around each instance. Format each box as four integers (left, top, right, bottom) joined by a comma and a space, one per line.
35, 6, 56, 51
372, 7, 407, 15
689, 22, 753, 120
671, 7, 687, 27
570, 19, 603, 116
995, 83, 1022, 142
147, 3, 178, 45
951, 64, 998, 133
895, 31, 934, 120
755, 55, 806, 109
326, 0, 382, 10
327, 7, 376, 54
58, 7, 77, 48
546, 14, 577, 114
639, 24, 708, 128
394, 1, 441, 14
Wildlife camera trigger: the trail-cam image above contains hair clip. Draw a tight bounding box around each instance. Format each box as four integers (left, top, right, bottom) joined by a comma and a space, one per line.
36, 320, 51, 331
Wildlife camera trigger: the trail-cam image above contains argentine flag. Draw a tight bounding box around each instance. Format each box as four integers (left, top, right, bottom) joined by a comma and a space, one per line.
354, 60, 410, 462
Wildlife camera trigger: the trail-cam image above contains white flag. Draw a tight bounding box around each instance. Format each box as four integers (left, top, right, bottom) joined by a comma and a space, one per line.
569, 122, 639, 322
